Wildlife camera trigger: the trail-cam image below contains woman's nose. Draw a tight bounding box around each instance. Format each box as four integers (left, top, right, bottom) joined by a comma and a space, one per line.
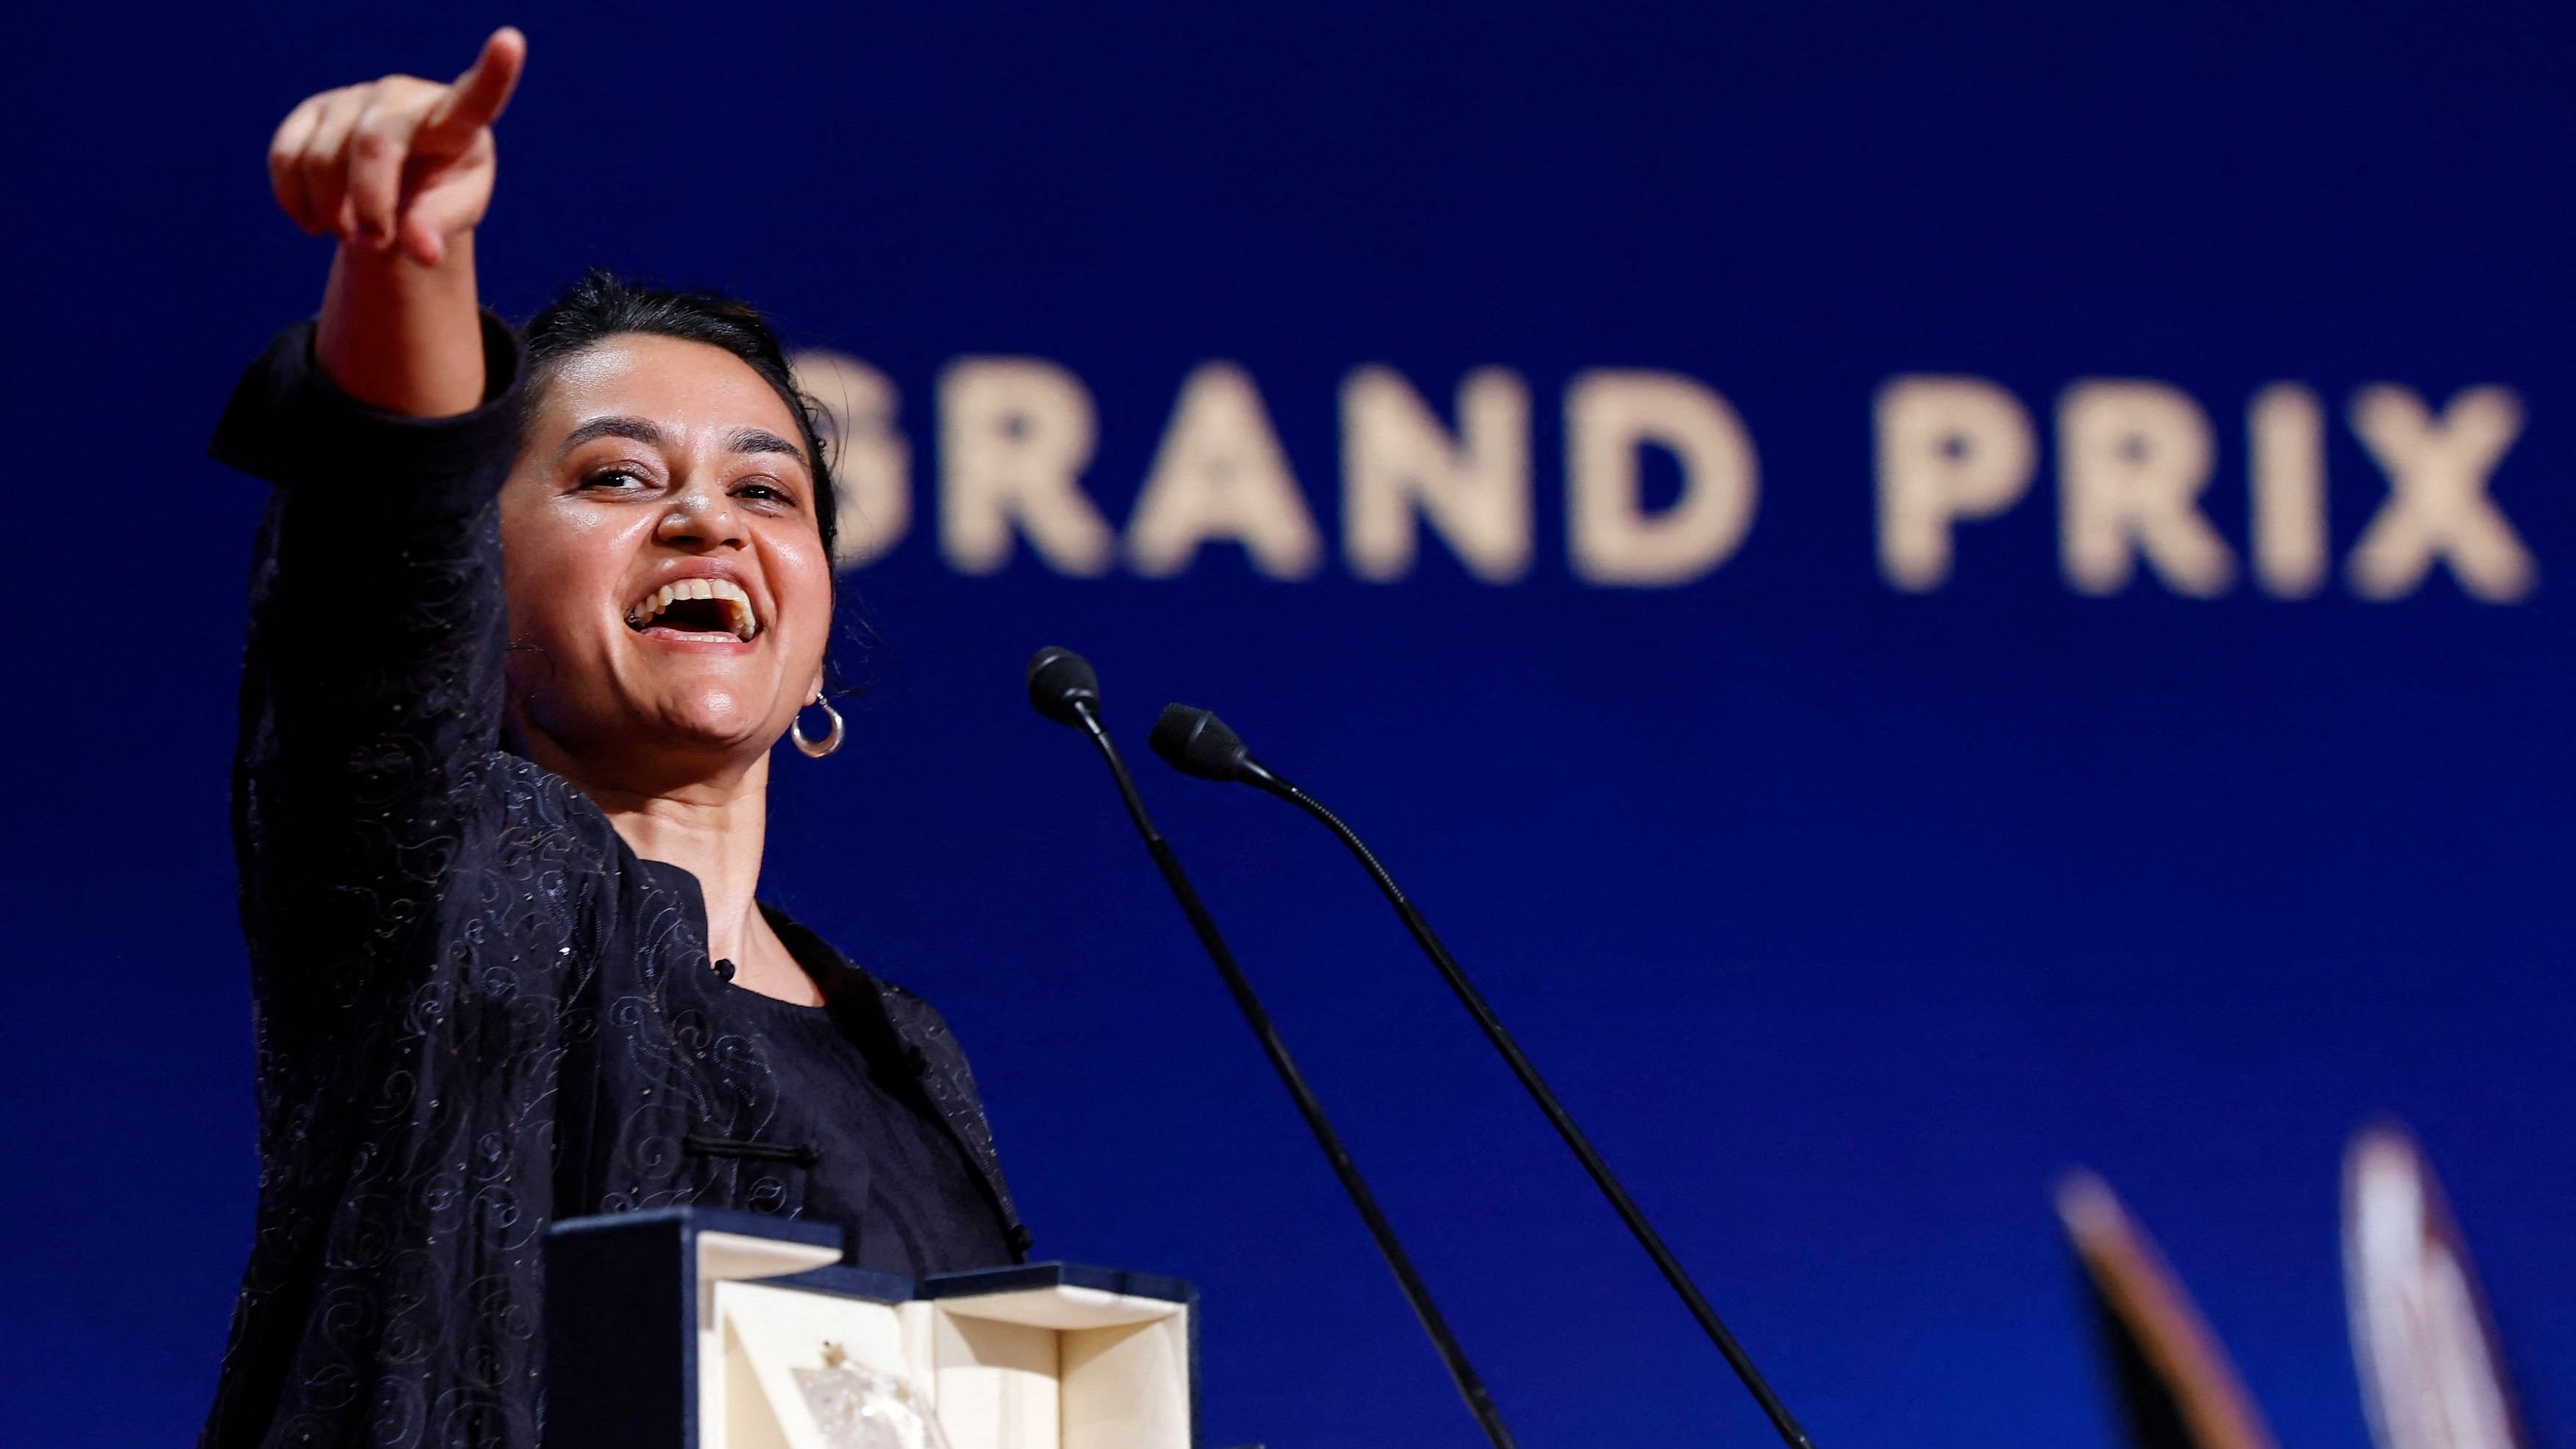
654, 483, 743, 550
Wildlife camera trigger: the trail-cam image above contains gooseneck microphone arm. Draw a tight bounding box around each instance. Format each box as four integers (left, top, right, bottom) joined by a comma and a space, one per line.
1150, 705, 1817, 1449
1024, 651, 1516, 1449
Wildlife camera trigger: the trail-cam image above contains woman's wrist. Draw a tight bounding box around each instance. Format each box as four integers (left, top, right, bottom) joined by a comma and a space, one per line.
316, 233, 486, 418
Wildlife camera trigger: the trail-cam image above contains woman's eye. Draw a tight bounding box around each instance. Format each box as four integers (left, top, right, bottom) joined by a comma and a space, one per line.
736, 480, 796, 506
581, 468, 645, 492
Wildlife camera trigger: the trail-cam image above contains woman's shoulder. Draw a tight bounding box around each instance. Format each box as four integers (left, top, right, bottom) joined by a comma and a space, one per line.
478, 750, 623, 856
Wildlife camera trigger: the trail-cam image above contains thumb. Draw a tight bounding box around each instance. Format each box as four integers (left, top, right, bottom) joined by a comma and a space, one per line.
397, 163, 494, 267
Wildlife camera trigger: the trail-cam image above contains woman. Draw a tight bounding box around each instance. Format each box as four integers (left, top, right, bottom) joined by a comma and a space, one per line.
205, 28, 1027, 1448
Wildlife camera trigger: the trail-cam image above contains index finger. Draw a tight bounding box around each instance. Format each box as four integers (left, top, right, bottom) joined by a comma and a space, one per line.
419, 26, 527, 146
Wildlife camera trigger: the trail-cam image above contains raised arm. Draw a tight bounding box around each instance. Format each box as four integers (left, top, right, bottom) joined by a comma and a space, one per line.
280, 26, 524, 416
217, 29, 534, 1001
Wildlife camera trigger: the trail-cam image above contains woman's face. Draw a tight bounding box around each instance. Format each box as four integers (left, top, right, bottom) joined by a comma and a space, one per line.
498, 334, 832, 787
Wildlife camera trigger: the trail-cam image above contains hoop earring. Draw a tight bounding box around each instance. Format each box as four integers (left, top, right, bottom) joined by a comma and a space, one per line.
792, 697, 844, 759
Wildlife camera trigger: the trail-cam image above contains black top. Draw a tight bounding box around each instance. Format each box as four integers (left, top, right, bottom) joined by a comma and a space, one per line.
200, 319, 1029, 1449
724, 938, 1016, 1275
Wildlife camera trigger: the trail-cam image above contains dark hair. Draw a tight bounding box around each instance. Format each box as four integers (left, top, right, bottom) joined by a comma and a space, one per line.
521, 269, 838, 562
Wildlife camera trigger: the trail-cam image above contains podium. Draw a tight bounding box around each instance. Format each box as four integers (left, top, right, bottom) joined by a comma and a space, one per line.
544, 1208, 1197, 1449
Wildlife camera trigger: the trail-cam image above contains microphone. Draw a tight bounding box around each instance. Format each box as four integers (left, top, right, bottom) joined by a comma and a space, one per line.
1150, 703, 1819, 1449
1025, 645, 1101, 726
1024, 649, 1517, 1449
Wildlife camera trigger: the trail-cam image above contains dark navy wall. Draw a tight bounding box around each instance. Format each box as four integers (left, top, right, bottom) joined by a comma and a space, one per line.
6, 3, 2571, 1446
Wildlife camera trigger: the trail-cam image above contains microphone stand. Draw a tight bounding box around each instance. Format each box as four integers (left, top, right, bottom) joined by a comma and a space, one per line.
1152, 706, 1816, 1449
1038, 667, 1518, 1449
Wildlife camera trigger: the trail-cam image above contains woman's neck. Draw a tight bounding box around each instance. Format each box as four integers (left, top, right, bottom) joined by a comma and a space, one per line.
531, 743, 821, 1006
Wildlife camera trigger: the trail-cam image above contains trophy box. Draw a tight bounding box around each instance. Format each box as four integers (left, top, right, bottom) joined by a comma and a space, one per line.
544, 1207, 1197, 1449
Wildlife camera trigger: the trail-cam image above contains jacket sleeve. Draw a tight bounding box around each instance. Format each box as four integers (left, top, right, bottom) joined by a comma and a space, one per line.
217, 315, 526, 1007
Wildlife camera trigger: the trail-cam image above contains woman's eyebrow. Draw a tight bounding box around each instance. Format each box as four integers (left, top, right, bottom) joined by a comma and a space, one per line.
727, 427, 807, 466
556, 415, 667, 458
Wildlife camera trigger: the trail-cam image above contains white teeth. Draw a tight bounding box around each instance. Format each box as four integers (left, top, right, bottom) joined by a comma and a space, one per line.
628, 576, 759, 640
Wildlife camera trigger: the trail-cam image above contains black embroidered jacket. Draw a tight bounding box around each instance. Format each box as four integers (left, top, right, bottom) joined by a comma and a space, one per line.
199, 319, 1026, 1449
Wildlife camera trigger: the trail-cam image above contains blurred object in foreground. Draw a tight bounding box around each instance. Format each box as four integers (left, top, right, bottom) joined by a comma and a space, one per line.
2345, 1126, 2527, 1449
2056, 1171, 2278, 1449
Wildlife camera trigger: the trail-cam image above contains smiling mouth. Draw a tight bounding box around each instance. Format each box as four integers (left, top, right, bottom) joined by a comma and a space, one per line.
626, 578, 760, 642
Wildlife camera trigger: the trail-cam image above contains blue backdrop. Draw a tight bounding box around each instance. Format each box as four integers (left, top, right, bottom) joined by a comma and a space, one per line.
7, 3, 2572, 1447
